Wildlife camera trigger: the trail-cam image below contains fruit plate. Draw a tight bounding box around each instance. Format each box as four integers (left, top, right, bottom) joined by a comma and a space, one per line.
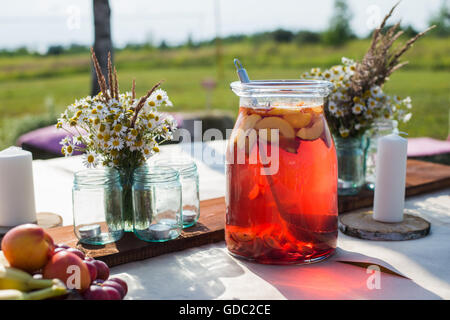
44, 159, 450, 268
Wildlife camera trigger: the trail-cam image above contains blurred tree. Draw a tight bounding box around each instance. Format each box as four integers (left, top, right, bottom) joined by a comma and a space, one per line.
322, 0, 354, 46
186, 33, 195, 48
402, 25, 419, 38
91, 0, 113, 96
47, 45, 64, 55
429, 0, 450, 37
159, 40, 169, 50
272, 29, 294, 42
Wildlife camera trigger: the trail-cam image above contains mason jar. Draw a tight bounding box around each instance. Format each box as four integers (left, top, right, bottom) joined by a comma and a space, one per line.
365, 119, 399, 190
73, 168, 124, 245
154, 157, 200, 228
132, 165, 182, 242
334, 136, 365, 195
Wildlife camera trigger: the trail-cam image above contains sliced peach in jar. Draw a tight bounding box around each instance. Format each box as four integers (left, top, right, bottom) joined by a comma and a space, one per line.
282, 111, 312, 129
255, 116, 295, 142
296, 117, 324, 141
310, 105, 324, 114
231, 230, 255, 242
263, 234, 283, 250
232, 114, 261, 148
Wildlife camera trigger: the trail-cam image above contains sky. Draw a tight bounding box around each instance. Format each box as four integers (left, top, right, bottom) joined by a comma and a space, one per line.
0, 0, 444, 52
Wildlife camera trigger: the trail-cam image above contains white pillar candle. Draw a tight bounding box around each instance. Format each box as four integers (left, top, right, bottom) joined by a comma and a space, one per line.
373, 134, 408, 223
0, 147, 37, 227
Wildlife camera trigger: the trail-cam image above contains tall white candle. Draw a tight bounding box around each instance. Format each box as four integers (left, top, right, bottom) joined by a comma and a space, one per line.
373, 134, 408, 223
0, 147, 37, 227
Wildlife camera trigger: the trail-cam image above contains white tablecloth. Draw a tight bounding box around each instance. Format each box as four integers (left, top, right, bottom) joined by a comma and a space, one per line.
30, 140, 450, 300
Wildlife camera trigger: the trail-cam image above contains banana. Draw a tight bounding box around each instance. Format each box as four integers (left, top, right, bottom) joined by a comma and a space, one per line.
0, 265, 54, 291
0, 289, 28, 300
0, 283, 67, 300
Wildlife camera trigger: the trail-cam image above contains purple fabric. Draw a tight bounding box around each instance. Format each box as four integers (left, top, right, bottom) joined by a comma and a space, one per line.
16, 125, 83, 155
407, 137, 450, 157
15, 112, 184, 156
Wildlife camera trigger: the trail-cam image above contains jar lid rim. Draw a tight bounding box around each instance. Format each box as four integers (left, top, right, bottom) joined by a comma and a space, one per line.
74, 168, 120, 185
153, 158, 197, 175
133, 165, 179, 183
231, 79, 333, 97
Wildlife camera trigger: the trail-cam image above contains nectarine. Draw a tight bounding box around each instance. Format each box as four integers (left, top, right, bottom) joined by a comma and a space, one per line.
1, 224, 54, 272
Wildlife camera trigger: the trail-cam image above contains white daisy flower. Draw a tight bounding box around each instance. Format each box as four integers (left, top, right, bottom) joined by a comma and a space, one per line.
109, 137, 124, 150
370, 86, 383, 98
367, 98, 378, 110
60, 136, 71, 145
72, 136, 83, 145
64, 143, 74, 157
339, 127, 350, 138
83, 152, 98, 168
352, 103, 364, 115
328, 102, 338, 113
403, 113, 412, 123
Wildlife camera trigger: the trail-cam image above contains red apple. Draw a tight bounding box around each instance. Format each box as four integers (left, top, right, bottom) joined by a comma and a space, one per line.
43, 251, 91, 292
1, 224, 54, 272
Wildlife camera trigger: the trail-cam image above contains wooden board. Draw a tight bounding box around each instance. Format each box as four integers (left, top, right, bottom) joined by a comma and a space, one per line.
41, 159, 450, 268
338, 159, 450, 213
46, 197, 225, 267
339, 210, 431, 241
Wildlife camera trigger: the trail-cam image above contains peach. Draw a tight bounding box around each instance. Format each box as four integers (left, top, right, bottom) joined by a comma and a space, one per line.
255, 116, 295, 141
297, 118, 324, 140
1, 224, 55, 272
43, 251, 91, 292
283, 112, 312, 129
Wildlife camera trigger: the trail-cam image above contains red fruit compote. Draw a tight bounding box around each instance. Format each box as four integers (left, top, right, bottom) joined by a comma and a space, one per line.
226, 80, 337, 264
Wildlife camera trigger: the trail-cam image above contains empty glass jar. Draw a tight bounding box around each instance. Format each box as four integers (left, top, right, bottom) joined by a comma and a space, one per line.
154, 157, 200, 228
72, 168, 124, 245
132, 165, 182, 242
365, 119, 399, 190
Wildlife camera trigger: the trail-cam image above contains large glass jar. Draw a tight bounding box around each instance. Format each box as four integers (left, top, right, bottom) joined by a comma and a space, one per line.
73, 168, 124, 245
132, 165, 182, 242
227, 80, 337, 264
154, 157, 200, 228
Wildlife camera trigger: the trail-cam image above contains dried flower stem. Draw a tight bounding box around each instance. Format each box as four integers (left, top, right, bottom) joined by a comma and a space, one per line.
131, 79, 136, 101
130, 80, 163, 128
90, 47, 110, 102
113, 66, 119, 100
107, 52, 114, 99
349, 3, 435, 100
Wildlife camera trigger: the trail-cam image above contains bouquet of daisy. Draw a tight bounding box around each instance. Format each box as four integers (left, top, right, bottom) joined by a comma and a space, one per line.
57, 49, 176, 170
57, 49, 177, 231
302, 4, 434, 139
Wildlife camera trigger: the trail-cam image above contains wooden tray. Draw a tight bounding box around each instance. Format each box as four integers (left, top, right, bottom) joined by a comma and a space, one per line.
44, 159, 450, 268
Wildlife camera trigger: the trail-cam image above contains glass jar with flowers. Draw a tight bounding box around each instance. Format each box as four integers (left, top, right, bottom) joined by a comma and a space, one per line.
302, 4, 434, 195
57, 49, 177, 231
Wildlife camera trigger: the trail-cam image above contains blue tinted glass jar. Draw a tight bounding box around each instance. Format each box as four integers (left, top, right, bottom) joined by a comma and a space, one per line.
73, 168, 124, 245
132, 165, 182, 242
154, 158, 200, 228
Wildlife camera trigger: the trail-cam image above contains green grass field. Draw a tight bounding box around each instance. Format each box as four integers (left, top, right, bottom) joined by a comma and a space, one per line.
0, 38, 449, 149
